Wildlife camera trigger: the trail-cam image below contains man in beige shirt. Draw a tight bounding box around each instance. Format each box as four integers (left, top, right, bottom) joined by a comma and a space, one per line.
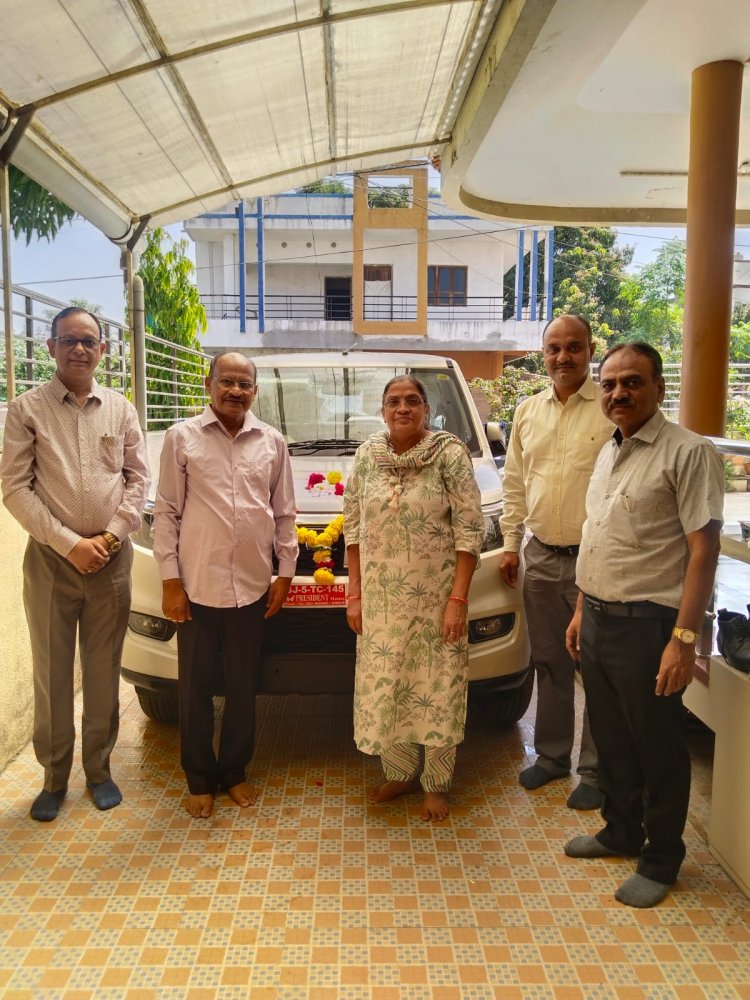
564, 343, 723, 907
1, 307, 148, 822
500, 315, 612, 809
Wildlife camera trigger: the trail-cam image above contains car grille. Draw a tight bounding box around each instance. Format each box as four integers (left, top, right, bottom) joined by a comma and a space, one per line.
262, 607, 356, 654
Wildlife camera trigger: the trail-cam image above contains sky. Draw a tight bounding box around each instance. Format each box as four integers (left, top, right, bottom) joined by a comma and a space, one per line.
7, 217, 750, 325
9, 219, 192, 323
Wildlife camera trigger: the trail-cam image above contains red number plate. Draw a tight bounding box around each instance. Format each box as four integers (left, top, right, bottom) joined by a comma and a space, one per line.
284, 583, 347, 607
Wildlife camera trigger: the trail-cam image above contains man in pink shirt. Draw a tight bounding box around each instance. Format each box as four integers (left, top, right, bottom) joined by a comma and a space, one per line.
154, 352, 298, 818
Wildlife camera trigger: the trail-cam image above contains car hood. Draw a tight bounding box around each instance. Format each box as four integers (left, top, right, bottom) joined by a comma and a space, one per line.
292, 453, 502, 519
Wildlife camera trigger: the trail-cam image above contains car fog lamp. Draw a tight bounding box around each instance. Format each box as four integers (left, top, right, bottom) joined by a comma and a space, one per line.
128, 612, 176, 642
468, 613, 514, 644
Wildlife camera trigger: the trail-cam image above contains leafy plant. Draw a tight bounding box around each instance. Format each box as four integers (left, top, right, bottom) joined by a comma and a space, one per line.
137, 227, 208, 428
470, 368, 549, 426
9, 164, 75, 244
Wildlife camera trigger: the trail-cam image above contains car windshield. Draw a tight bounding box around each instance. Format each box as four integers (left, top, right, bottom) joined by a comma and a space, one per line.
253, 365, 481, 455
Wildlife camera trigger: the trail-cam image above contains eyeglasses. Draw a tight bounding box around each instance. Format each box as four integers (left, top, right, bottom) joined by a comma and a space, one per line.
55, 336, 101, 351
214, 377, 255, 391
383, 394, 425, 408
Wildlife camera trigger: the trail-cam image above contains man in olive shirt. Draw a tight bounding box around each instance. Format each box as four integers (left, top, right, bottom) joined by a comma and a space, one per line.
500, 315, 612, 809
565, 343, 723, 907
1, 307, 148, 821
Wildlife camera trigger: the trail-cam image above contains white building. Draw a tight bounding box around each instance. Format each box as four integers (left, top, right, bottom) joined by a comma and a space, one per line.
184, 184, 553, 380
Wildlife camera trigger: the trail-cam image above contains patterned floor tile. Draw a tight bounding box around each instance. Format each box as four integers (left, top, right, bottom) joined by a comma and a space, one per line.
0, 680, 746, 998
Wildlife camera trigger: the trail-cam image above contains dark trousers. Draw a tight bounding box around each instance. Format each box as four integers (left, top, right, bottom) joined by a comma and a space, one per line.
177, 597, 266, 795
580, 602, 689, 884
523, 537, 597, 779
23, 537, 133, 792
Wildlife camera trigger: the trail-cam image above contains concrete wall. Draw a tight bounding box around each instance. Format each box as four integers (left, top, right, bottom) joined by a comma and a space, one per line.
0, 505, 35, 773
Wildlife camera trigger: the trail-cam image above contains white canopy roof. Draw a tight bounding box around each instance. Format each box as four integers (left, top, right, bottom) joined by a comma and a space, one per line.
0, 0, 498, 240
441, 0, 750, 224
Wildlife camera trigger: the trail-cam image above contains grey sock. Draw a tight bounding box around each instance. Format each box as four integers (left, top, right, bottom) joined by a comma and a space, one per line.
88, 780, 122, 811
615, 873, 671, 908
30, 788, 66, 822
564, 835, 630, 859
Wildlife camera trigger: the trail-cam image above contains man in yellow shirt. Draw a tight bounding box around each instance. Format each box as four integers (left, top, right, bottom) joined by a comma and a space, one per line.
500, 315, 612, 809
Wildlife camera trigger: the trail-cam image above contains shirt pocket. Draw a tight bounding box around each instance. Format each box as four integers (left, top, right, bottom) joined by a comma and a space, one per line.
99, 434, 125, 472
570, 430, 607, 474
605, 493, 667, 549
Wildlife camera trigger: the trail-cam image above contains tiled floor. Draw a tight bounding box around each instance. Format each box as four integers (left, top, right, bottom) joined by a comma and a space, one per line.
0, 679, 748, 1000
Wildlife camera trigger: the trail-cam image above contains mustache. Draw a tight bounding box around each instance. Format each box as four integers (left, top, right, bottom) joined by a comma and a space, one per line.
608, 399, 633, 409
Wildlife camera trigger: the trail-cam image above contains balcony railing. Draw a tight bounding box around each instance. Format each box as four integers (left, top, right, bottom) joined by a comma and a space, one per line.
201, 293, 511, 322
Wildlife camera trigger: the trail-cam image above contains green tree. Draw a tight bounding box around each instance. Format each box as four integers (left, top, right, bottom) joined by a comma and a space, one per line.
621, 238, 686, 353
137, 227, 207, 427
552, 227, 633, 341
503, 227, 633, 341
138, 227, 206, 347
298, 177, 350, 194
730, 322, 750, 362
8, 164, 75, 244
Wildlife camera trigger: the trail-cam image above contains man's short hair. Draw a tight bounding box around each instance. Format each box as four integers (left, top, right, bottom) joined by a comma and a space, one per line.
208, 352, 257, 380
600, 341, 663, 380
50, 306, 103, 341
541, 314, 592, 341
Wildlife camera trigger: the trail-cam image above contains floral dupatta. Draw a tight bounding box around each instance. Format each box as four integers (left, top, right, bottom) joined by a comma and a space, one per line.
368, 431, 460, 509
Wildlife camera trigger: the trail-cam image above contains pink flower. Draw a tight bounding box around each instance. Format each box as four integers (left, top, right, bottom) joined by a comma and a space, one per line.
334, 482, 345, 496
307, 472, 325, 489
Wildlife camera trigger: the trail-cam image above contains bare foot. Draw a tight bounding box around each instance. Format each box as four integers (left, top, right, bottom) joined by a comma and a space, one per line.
368, 778, 420, 804
227, 781, 258, 808
421, 791, 449, 822
186, 793, 214, 818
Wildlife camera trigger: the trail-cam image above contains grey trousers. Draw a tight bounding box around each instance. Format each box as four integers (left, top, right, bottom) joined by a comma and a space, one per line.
522, 536, 598, 781
23, 537, 133, 792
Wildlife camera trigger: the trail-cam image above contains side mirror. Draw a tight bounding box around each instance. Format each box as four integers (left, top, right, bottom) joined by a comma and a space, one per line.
485, 421, 507, 469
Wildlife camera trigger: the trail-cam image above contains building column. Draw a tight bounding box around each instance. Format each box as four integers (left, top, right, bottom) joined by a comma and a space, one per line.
529, 230, 539, 321
237, 199, 246, 334
256, 197, 265, 334
515, 229, 525, 321
544, 228, 554, 321
680, 60, 743, 435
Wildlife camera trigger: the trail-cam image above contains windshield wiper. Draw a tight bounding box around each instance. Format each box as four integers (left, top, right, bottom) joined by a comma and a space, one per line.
287, 438, 362, 454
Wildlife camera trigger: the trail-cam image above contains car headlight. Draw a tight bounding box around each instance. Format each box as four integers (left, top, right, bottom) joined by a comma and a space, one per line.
128, 612, 176, 641
480, 501, 503, 552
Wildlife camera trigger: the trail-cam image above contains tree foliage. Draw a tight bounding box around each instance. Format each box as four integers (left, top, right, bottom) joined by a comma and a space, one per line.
621, 238, 685, 353
137, 227, 206, 348
470, 367, 549, 425
137, 227, 208, 427
298, 177, 350, 194
8, 164, 75, 245
552, 227, 633, 341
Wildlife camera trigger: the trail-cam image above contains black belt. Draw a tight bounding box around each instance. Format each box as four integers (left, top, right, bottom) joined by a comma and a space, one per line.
532, 536, 579, 557
583, 595, 676, 619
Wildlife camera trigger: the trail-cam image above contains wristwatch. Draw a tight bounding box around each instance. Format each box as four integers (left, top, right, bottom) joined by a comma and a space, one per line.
102, 531, 122, 554
672, 626, 697, 645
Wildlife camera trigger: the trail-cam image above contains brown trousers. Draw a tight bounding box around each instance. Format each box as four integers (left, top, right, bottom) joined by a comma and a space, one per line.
23, 537, 132, 792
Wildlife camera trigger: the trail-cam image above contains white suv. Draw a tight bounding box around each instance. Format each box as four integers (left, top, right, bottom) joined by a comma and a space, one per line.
122, 353, 531, 725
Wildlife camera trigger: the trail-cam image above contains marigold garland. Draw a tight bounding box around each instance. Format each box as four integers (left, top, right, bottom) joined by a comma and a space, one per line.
297, 470, 346, 584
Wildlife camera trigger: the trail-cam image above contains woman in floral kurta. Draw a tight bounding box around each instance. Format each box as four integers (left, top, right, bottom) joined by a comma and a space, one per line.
343, 376, 483, 821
